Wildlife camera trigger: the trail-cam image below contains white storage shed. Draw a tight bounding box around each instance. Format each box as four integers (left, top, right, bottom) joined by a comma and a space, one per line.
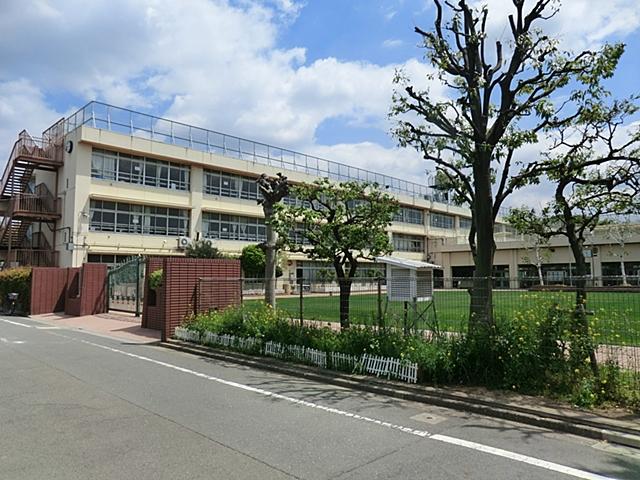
375, 256, 441, 302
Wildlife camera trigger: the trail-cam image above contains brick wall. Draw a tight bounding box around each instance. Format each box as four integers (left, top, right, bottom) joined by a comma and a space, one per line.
31, 264, 107, 316
142, 257, 164, 330
140, 257, 241, 341
30, 267, 68, 315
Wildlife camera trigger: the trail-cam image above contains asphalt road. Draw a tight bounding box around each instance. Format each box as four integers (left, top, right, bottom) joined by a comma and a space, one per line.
1, 316, 639, 480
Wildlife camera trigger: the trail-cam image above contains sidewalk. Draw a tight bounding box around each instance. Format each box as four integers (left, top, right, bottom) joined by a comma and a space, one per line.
30, 312, 161, 344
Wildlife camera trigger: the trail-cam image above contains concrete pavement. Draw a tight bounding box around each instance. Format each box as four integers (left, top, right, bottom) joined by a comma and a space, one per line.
1, 315, 639, 479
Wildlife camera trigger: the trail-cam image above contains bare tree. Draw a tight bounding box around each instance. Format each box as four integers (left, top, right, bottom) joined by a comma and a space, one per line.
391, 0, 625, 329
521, 233, 551, 286
257, 173, 289, 307
606, 218, 639, 286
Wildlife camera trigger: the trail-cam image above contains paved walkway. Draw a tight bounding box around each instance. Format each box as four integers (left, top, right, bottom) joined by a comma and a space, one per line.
30, 312, 160, 344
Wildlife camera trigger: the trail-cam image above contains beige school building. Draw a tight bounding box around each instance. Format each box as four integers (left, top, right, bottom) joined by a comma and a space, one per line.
1, 101, 638, 286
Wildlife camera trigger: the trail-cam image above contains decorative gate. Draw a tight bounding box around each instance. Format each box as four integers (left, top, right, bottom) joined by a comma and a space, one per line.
107, 256, 146, 315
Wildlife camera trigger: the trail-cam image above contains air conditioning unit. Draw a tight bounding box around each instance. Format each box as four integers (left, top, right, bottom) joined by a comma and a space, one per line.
202, 238, 213, 247
177, 236, 192, 249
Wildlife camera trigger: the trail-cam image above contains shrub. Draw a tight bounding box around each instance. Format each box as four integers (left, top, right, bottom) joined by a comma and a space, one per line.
181, 301, 640, 412
148, 269, 163, 290
0, 267, 32, 313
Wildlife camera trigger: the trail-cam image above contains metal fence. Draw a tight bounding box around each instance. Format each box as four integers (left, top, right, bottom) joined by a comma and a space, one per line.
205, 276, 637, 370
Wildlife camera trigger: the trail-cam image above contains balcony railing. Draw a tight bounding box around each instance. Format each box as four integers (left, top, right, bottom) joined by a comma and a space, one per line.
3, 249, 58, 267
63, 101, 455, 204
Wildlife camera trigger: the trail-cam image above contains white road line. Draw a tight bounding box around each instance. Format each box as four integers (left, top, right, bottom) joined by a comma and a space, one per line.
0, 318, 32, 328
35, 326, 60, 330
61, 335, 618, 480
0, 337, 6, 343
430, 434, 615, 480
11, 323, 619, 480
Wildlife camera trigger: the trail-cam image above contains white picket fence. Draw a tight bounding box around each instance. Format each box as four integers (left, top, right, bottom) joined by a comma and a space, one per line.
331, 352, 361, 372
361, 354, 418, 384
174, 327, 418, 384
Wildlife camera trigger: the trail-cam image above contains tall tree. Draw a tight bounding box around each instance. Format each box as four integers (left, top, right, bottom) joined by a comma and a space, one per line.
507, 99, 640, 376
391, 0, 624, 328
272, 179, 399, 329
257, 173, 289, 307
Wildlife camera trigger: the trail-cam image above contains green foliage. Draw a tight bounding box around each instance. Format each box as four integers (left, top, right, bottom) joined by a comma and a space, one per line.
183, 298, 640, 411
240, 244, 283, 278
272, 179, 399, 271
0, 267, 31, 313
185, 240, 226, 259
148, 269, 163, 290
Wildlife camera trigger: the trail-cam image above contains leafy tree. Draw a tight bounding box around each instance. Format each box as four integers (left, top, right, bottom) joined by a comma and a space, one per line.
272, 179, 399, 329
257, 173, 289, 307
240, 244, 283, 278
507, 99, 640, 376
391, 0, 625, 328
185, 240, 225, 259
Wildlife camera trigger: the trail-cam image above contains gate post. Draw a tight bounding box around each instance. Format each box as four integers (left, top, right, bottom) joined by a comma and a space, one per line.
135, 255, 141, 317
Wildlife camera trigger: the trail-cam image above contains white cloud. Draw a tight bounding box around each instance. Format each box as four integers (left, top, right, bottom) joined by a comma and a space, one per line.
471, 0, 640, 50
0, 80, 61, 155
382, 39, 404, 48
0, 0, 638, 197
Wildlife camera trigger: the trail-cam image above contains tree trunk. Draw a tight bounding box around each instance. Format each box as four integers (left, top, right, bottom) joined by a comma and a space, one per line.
338, 278, 352, 330
537, 263, 544, 286
566, 233, 599, 378
469, 156, 495, 330
264, 206, 277, 308
620, 258, 628, 286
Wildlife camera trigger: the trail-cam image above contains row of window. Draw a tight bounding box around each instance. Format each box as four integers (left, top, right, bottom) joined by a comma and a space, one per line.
392, 233, 425, 253
394, 207, 424, 225
89, 200, 190, 236
202, 212, 267, 242
91, 149, 191, 190
430, 213, 455, 229
92, 150, 473, 229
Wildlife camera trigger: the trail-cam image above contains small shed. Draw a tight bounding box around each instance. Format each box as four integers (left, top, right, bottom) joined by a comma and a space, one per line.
375, 256, 441, 302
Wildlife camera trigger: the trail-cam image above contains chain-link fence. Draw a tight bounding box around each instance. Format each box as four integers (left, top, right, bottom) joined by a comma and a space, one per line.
191, 275, 640, 400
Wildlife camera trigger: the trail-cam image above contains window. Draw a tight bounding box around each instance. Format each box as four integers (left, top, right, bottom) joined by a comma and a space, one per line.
91, 148, 190, 191
203, 169, 310, 206
202, 212, 266, 242
393, 207, 424, 225
204, 170, 256, 199
90, 200, 189, 236
459, 217, 472, 230
430, 213, 455, 229
393, 234, 425, 252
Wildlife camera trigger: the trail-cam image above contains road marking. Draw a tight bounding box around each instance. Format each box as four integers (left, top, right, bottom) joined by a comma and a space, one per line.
58, 334, 618, 480
0, 337, 25, 344
430, 434, 614, 480
0, 318, 32, 328
35, 326, 60, 330
0, 337, 6, 343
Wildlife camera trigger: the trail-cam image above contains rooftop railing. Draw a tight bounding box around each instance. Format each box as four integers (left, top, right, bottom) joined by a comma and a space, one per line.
63, 101, 455, 204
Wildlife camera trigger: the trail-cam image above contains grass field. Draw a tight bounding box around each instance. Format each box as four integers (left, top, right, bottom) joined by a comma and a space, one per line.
247, 289, 640, 346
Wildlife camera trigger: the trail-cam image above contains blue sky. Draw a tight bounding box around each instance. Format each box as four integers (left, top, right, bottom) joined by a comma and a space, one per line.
1, 0, 639, 206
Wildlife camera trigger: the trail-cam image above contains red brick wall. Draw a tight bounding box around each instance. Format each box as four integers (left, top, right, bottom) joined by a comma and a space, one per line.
30, 267, 68, 314
30, 264, 107, 316
79, 263, 107, 315
142, 257, 241, 341
64, 268, 82, 316
141, 257, 164, 330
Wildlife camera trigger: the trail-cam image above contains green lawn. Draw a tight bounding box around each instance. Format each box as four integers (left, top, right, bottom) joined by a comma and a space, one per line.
248, 289, 640, 346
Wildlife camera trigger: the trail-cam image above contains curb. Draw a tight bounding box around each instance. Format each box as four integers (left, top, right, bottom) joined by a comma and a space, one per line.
161, 339, 640, 450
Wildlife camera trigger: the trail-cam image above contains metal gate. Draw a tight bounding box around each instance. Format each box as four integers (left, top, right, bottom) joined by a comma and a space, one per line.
107, 256, 145, 315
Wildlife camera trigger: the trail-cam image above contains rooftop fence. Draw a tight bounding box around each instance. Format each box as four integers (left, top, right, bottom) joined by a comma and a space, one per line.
61, 101, 455, 203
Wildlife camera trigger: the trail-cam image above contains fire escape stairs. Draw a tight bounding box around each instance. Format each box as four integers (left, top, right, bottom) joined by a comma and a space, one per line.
0, 128, 64, 267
